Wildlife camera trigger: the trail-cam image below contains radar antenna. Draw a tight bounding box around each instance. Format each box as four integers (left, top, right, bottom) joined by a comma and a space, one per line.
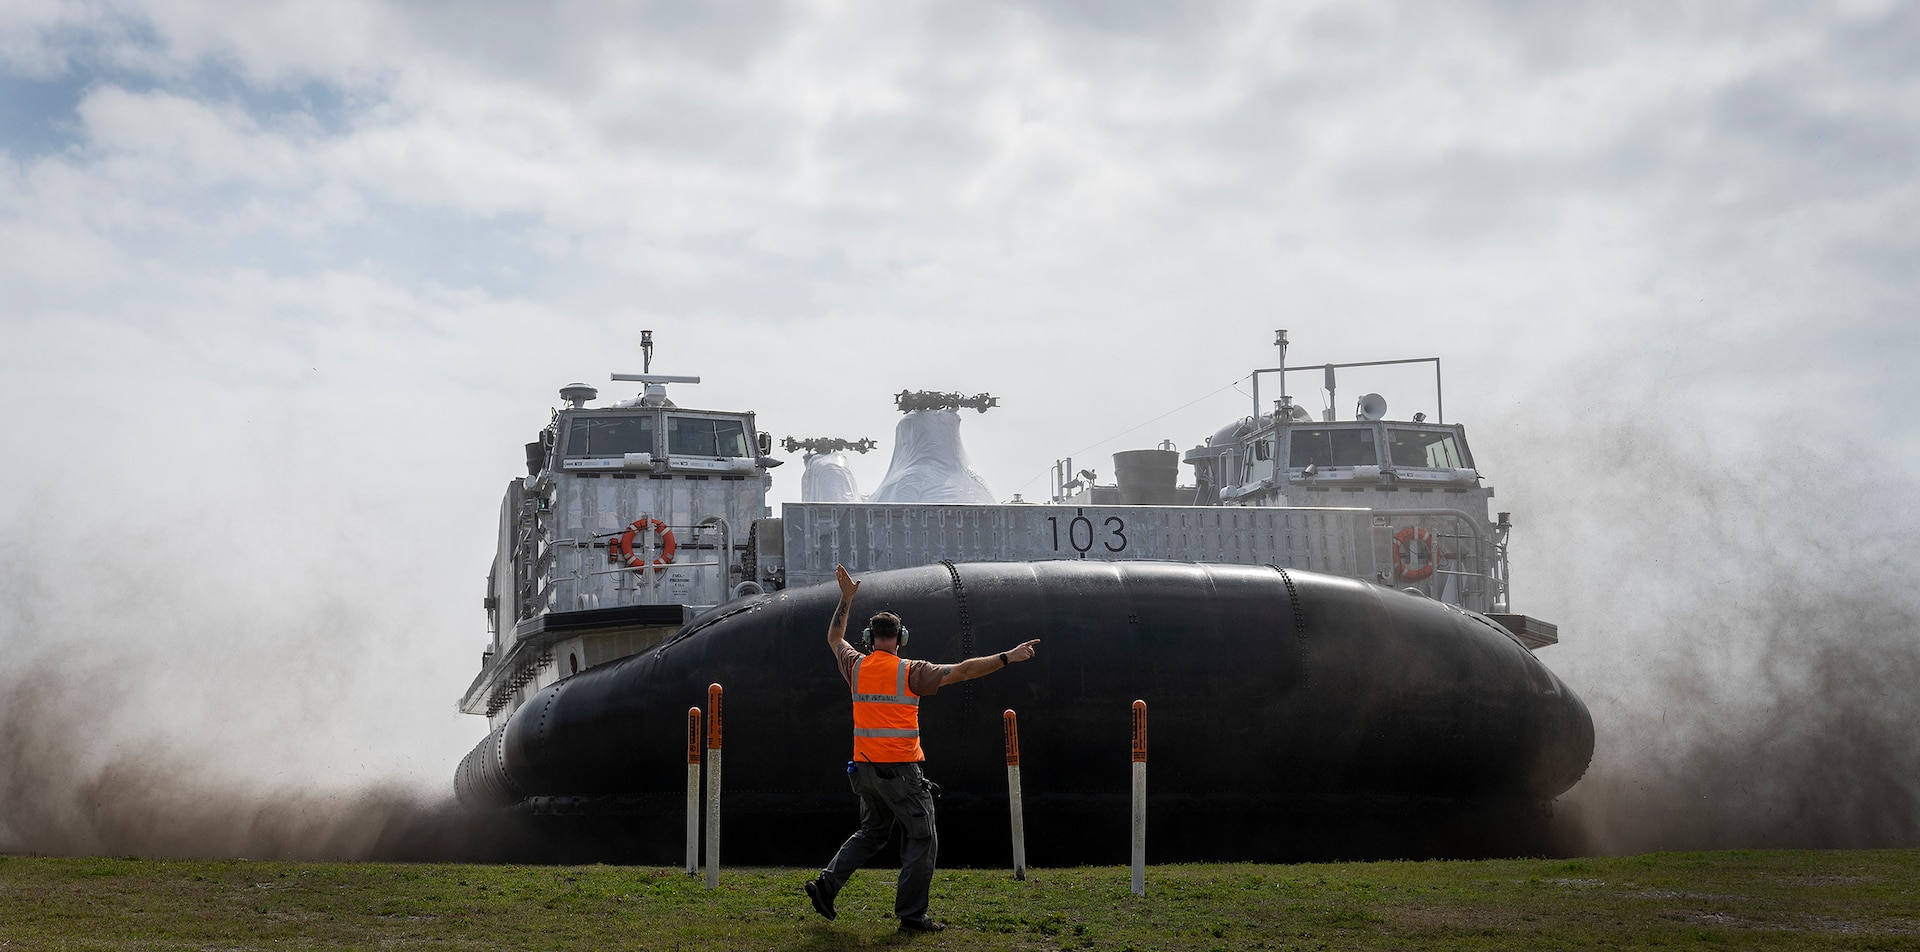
781, 436, 879, 455
611, 330, 700, 407
894, 390, 1000, 413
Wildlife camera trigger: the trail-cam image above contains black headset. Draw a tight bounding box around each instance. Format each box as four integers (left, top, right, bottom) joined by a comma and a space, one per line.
860, 619, 910, 649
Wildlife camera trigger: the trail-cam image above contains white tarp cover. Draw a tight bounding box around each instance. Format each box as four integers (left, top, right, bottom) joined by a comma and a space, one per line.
867, 409, 996, 504
800, 451, 864, 503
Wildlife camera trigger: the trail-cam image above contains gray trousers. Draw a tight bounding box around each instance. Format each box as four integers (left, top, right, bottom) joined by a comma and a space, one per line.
820, 761, 938, 920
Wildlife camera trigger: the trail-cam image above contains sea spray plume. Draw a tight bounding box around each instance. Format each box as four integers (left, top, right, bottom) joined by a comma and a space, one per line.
1499, 405, 1920, 853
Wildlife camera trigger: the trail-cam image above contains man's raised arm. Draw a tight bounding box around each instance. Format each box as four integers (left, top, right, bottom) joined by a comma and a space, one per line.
827, 564, 860, 650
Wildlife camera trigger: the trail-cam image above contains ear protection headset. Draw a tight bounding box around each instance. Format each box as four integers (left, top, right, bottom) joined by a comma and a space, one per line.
860, 619, 910, 649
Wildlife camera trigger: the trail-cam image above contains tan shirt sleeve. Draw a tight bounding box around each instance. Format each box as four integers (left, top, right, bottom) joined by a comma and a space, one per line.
834, 641, 864, 687
906, 660, 947, 697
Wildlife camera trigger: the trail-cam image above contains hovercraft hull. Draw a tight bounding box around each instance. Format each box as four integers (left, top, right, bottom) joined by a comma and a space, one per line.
456, 560, 1592, 863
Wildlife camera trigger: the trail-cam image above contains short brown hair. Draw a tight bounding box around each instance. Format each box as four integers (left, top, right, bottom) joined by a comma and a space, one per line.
867, 612, 902, 640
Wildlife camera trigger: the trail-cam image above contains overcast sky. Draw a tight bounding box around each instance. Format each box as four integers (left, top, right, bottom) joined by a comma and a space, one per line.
3, 1, 1916, 854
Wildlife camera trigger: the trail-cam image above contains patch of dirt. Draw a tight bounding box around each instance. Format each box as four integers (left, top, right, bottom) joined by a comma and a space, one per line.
1796, 916, 1920, 936
1783, 874, 1882, 887
1384, 904, 1532, 932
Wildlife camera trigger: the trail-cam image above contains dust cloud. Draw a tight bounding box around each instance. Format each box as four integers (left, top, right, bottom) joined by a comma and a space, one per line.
2, 367, 1915, 863
1501, 395, 1920, 854
0, 667, 479, 861
0, 509, 498, 862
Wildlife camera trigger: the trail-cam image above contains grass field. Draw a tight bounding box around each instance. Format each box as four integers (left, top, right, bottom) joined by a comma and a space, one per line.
1, 850, 1915, 950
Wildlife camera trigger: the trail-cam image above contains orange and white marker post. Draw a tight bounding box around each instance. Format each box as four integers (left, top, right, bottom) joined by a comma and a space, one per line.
1004, 709, 1027, 880
685, 706, 702, 876
1130, 699, 1148, 897
704, 683, 723, 888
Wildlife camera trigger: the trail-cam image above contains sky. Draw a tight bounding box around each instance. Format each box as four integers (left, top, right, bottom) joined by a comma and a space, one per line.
2, 1, 1917, 857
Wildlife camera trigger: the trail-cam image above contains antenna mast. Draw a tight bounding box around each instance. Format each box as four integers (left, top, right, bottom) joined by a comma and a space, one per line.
611, 331, 701, 406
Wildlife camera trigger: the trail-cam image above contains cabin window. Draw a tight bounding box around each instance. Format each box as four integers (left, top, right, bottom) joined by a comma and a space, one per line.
565, 415, 656, 457
1387, 428, 1472, 469
1288, 427, 1378, 468
668, 416, 750, 457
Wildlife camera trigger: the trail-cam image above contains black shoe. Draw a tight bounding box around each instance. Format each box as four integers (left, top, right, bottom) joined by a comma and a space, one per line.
804, 877, 837, 921
897, 917, 947, 933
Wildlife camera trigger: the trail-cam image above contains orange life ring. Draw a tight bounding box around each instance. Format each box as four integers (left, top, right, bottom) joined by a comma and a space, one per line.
1393, 525, 1435, 582
617, 517, 677, 569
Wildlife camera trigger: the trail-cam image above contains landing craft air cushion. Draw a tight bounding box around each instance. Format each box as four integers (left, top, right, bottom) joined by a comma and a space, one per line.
455, 331, 1594, 863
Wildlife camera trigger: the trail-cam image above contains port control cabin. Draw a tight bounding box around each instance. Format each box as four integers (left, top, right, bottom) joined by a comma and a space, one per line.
462, 379, 777, 726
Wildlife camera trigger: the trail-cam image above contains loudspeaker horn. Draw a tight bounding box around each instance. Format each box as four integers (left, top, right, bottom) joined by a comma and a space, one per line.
1356, 393, 1388, 421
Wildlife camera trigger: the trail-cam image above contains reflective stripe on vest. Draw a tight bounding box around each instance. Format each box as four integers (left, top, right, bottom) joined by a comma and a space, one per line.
851, 650, 924, 762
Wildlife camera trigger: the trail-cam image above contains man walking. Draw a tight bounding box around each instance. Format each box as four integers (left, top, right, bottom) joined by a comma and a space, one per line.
805, 565, 1039, 933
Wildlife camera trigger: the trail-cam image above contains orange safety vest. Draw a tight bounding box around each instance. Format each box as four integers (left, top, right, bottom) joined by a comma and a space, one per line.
851, 650, 925, 763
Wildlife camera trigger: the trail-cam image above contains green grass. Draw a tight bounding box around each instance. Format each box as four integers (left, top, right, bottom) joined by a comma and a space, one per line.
0, 850, 1916, 950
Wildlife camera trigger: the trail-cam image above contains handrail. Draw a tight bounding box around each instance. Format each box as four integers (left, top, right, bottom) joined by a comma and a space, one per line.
1368, 509, 1502, 612
1365, 507, 1488, 528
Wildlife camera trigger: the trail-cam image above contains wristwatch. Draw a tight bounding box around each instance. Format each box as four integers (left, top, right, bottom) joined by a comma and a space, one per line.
999, 652, 1010, 666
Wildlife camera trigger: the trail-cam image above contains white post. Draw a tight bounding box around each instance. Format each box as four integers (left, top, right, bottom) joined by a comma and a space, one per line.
1130, 699, 1147, 898
1004, 710, 1027, 880
685, 707, 701, 876
704, 683, 723, 888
